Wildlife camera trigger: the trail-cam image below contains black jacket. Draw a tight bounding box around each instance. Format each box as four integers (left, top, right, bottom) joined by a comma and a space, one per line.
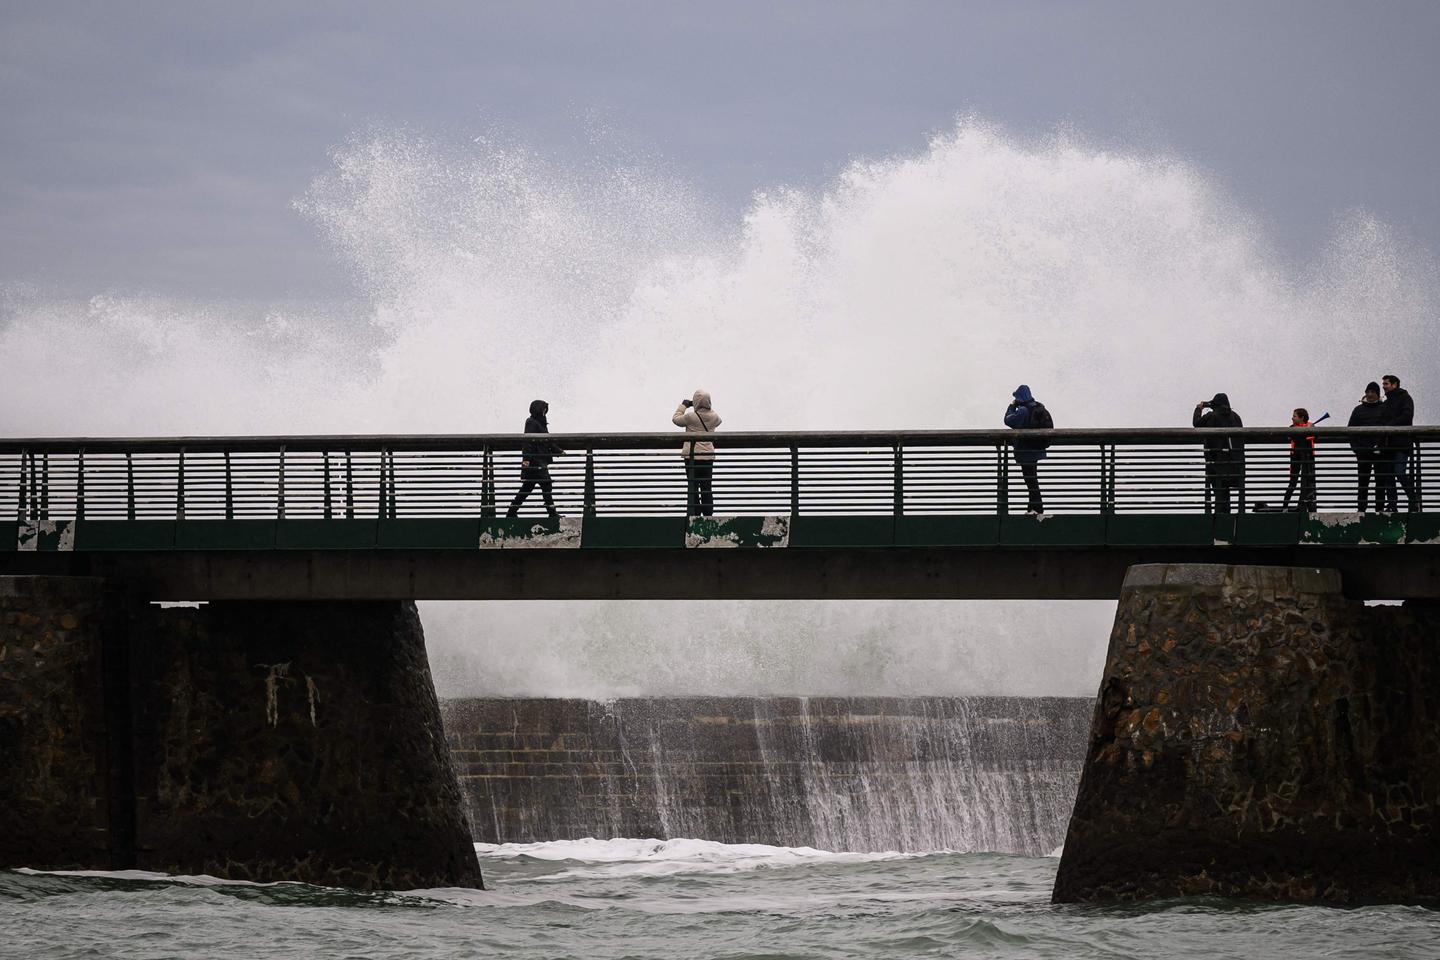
1193, 396, 1244, 464
1383, 388, 1415, 450
520, 402, 562, 467
1346, 400, 1388, 455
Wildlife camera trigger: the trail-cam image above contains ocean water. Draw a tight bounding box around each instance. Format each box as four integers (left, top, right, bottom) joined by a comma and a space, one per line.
3, 839, 1436, 959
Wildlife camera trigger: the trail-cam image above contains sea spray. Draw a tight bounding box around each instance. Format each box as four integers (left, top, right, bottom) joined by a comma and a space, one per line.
2, 118, 1435, 698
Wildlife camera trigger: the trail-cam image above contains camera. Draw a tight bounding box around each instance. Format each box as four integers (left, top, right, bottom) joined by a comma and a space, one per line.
682, 399, 693, 407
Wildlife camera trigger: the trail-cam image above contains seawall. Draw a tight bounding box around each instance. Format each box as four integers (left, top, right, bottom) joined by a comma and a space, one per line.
442, 695, 1092, 855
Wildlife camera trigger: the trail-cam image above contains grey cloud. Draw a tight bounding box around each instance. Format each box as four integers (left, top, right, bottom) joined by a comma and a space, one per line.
2, 0, 1438, 297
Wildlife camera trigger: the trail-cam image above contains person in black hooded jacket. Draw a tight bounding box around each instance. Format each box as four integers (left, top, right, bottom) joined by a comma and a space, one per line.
1347, 382, 1388, 512
506, 399, 562, 518
1192, 392, 1244, 514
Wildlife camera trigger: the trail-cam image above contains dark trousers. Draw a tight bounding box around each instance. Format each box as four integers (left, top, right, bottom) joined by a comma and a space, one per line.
1283, 458, 1316, 511
1205, 466, 1239, 514
1015, 459, 1042, 512
507, 465, 556, 517
1356, 451, 1383, 512
686, 460, 714, 517
1378, 449, 1419, 512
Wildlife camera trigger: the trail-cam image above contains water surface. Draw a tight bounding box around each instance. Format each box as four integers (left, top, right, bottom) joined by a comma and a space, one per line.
3, 839, 1435, 959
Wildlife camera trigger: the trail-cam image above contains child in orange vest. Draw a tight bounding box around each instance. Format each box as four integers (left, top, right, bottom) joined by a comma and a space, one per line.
1283, 407, 1317, 512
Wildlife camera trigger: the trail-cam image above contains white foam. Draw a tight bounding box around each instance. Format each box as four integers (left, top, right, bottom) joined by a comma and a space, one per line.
16, 867, 294, 888
474, 837, 920, 878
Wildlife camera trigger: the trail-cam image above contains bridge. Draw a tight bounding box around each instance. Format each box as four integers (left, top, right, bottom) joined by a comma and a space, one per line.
4, 426, 1438, 893
1, 427, 1436, 600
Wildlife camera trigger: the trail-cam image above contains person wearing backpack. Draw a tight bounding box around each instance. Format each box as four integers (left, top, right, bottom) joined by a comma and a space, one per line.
1004, 384, 1052, 514
1193, 392, 1245, 514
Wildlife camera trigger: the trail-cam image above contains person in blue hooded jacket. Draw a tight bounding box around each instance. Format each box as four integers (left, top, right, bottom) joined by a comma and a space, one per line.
1004, 385, 1052, 513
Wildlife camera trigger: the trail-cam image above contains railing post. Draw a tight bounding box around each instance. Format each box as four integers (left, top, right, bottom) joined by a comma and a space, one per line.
277, 445, 286, 520
379, 448, 394, 519
125, 452, 136, 521
76, 448, 85, 521
1236, 431, 1246, 514
1100, 444, 1115, 514
176, 448, 186, 521
26, 451, 40, 521
684, 450, 695, 517
224, 451, 233, 520
39, 454, 49, 521
344, 451, 354, 519
790, 446, 800, 518
323, 451, 333, 520
1416, 442, 1425, 510
893, 443, 904, 516
583, 449, 596, 517
388, 450, 398, 519
481, 445, 495, 518
997, 444, 1009, 514
17, 450, 27, 522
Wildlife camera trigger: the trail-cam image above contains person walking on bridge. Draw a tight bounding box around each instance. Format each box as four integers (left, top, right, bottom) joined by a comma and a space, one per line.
674, 390, 721, 516
506, 399, 562, 519
1347, 382, 1387, 512
1193, 393, 1245, 514
1004, 384, 1052, 514
1380, 374, 1419, 512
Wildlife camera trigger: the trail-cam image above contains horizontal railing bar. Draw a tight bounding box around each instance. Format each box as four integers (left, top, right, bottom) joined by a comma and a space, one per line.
2, 426, 1436, 454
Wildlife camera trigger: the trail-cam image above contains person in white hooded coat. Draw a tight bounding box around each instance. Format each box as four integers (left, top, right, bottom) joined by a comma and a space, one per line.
673, 390, 721, 516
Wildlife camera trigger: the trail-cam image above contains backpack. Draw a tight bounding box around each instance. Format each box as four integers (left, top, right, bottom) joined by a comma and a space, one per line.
1028, 402, 1054, 448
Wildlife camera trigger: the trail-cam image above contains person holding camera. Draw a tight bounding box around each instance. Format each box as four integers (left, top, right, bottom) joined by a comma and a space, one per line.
673, 390, 721, 516
506, 399, 563, 519
1192, 393, 1245, 514
1348, 381, 1388, 512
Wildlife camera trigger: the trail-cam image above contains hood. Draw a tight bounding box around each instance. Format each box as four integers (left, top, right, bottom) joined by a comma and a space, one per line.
1207, 392, 1231, 411
692, 390, 713, 410
1012, 385, 1033, 404
528, 399, 549, 420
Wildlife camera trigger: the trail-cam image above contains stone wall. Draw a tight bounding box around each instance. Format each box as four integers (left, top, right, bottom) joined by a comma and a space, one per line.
131, 602, 481, 889
1053, 563, 1440, 904
443, 696, 1092, 855
0, 577, 120, 869
0, 578, 481, 891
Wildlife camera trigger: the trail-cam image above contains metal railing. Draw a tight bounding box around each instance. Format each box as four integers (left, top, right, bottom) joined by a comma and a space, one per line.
0, 428, 1433, 522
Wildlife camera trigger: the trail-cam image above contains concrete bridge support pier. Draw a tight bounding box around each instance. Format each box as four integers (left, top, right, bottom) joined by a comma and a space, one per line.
1053, 563, 1440, 904
0, 576, 481, 890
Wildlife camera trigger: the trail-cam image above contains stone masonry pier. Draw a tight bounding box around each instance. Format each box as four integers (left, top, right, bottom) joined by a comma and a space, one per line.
1053, 563, 1440, 904
0, 577, 481, 890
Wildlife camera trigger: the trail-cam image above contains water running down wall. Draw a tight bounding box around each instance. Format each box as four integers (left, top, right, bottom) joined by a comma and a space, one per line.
442, 696, 1092, 856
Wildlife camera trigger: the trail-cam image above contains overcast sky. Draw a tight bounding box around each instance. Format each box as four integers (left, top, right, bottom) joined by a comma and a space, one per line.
3, 0, 1439, 302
